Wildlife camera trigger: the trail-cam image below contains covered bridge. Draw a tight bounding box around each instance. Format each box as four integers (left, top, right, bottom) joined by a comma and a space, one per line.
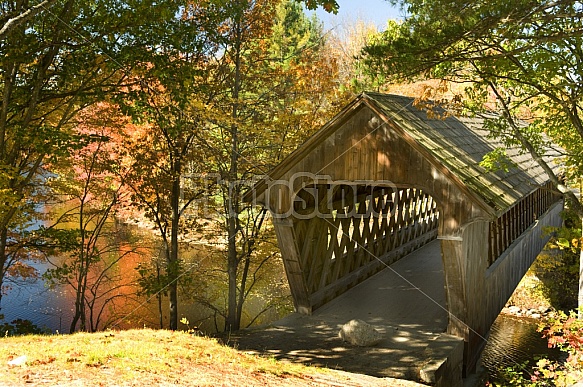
248, 92, 564, 375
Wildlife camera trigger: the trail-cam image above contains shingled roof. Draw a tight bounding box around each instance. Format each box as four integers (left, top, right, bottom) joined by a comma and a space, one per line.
251, 92, 561, 215
364, 92, 560, 212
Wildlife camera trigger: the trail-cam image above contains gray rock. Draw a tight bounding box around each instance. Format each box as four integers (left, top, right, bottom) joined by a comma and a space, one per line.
338, 319, 383, 347
507, 306, 521, 314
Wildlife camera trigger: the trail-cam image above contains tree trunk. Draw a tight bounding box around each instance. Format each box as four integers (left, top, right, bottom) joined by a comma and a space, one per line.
225, 20, 242, 332
0, 227, 8, 309
579, 180, 583, 319
157, 263, 164, 329
579, 220, 583, 319
226, 214, 239, 331
169, 155, 181, 331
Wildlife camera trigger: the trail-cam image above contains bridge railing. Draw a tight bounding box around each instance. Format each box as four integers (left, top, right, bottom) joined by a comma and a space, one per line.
488, 181, 562, 266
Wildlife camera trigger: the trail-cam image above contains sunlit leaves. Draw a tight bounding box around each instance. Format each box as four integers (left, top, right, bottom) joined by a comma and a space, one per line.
0, 0, 178, 305
479, 148, 517, 173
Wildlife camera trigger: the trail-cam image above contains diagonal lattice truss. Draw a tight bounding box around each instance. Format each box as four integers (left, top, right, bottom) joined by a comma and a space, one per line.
291, 185, 439, 308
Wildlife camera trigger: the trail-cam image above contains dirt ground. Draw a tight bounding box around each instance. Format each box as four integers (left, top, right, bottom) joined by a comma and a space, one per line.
224, 315, 432, 382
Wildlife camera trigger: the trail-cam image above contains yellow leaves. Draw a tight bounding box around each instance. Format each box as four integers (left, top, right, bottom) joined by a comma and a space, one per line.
554, 237, 583, 253
5, 261, 38, 280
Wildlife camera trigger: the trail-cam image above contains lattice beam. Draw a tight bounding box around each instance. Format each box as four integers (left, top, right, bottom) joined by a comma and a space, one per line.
291, 185, 439, 310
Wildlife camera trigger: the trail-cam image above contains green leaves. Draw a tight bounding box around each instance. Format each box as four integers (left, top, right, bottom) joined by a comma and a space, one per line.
299, 0, 339, 13
361, 0, 583, 218
479, 148, 516, 173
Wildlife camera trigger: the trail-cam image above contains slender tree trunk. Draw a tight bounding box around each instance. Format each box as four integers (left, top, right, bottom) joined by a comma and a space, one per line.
237, 254, 251, 325
237, 210, 267, 327
0, 227, 8, 309
226, 211, 238, 331
156, 263, 163, 329
70, 280, 84, 333
169, 155, 181, 330
70, 214, 87, 333
225, 20, 242, 332
579, 220, 583, 319
579, 178, 583, 319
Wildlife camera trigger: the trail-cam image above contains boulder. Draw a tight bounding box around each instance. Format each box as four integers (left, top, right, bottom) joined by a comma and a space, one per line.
338, 319, 383, 347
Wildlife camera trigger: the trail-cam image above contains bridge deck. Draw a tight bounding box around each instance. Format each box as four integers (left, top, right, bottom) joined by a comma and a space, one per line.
229, 240, 464, 383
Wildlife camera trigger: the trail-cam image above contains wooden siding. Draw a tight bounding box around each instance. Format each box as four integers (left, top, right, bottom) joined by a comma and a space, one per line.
256, 93, 564, 376
449, 201, 564, 373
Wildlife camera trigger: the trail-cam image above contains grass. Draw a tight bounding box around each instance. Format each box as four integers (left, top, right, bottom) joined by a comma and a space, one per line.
0, 328, 320, 387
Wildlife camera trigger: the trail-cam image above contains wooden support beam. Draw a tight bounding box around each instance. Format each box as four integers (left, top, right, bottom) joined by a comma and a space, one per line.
272, 217, 312, 315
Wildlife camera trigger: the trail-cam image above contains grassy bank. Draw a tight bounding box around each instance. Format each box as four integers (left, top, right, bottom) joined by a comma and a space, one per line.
0, 329, 312, 386
0, 328, 424, 387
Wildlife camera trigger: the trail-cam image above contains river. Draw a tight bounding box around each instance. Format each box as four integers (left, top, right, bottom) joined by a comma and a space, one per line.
482, 313, 564, 384
0, 222, 293, 334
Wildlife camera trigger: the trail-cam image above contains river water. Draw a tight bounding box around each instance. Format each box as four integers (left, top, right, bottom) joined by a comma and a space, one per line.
0, 221, 293, 334
0, 261, 71, 333
482, 313, 564, 383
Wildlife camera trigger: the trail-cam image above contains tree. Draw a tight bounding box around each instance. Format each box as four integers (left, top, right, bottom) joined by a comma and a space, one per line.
362, 0, 583, 213
0, 0, 140, 308
361, 0, 583, 311
268, 0, 348, 159
201, 0, 279, 332
324, 17, 380, 92
198, 0, 345, 332
117, 1, 228, 331
43, 103, 138, 333
0, 0, 57, 39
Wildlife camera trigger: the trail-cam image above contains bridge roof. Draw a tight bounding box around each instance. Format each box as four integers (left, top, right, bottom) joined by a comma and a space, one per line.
364, 92, 560, 212
250, 92, 561, 214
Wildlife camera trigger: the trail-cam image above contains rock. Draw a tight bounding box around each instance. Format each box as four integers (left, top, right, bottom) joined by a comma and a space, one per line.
7, 355, 27, 366
507, 306, 521, 315
338, 319, 383, 347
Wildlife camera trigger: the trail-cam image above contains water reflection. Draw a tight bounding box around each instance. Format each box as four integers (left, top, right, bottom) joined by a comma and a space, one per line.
482, 314, 563, 383
1, 274, 70, 333
0, 222, 293, 335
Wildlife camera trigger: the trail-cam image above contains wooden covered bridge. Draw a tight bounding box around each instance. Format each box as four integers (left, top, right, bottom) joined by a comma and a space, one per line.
248, 92, 564, 376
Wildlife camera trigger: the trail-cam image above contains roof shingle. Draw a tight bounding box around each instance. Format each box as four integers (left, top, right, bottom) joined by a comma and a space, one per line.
364, 92, 560, 212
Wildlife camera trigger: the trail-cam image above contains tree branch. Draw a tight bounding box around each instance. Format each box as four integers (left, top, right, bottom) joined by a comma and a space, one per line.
0, 0, 57, 40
